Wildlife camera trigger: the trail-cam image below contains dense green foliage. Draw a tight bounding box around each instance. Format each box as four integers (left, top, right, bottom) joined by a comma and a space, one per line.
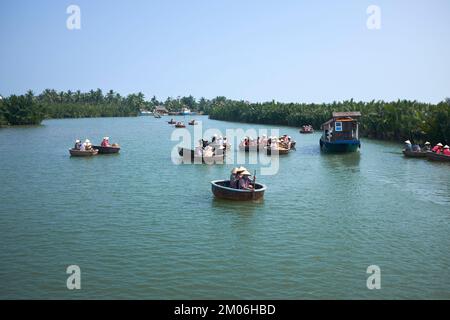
207, 98, 450, 144
0, 89, 147, 126
1, 89, 448, 144
0, 93, 45, 125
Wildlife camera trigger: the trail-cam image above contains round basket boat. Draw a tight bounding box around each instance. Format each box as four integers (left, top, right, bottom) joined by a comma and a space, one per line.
69, 149, 98, 157
211, 180, 267, 201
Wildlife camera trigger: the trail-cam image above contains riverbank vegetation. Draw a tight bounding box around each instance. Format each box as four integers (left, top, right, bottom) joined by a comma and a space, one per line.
1, 90, 448, 144
0, 89, 146, 125
207, 98, 450, 144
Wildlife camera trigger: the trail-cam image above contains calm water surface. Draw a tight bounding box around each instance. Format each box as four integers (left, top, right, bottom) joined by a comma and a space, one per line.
0, 116, 449, 299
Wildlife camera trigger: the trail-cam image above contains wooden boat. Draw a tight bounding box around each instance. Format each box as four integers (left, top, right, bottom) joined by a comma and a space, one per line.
69, 148, 98, 157
265, 146, 290, 155
167, 120, 176, 124
178, 147, 225, 164
188, 120, 197, 125
92, 145, 120, 154
426, 152, 450, 162
402, 150, 427, 158
175, 123, 186, 128
320, 111, 361, 153
211, 180, 267, 201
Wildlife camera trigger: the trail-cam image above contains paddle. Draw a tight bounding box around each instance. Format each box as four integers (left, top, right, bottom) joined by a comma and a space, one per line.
252, 170, 257, 200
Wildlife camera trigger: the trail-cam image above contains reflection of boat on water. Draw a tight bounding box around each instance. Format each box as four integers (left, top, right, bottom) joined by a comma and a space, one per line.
320, 111, 361, 153
403, 150, 427, 158
426, 151, 450, 162
211, 180, 266, 201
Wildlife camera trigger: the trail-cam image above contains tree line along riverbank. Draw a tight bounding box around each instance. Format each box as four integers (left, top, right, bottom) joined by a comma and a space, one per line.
0, 90, 448, 144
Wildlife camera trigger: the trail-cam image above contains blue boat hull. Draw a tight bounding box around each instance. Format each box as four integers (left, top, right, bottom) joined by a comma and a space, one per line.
320, 138, 360, 153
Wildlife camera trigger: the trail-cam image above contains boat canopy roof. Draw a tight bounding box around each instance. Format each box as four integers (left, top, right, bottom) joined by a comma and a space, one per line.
321, 111, 361, 129
332, 111, 361, 118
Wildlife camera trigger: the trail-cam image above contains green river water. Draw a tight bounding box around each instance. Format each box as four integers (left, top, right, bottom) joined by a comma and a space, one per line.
0, 115, 449, 299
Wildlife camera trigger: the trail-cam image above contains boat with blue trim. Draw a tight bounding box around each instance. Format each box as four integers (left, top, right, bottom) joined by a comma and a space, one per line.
319, 111, 361, 153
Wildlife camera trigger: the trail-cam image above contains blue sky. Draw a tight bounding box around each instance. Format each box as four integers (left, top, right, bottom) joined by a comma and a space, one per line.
1, 0, 449, 103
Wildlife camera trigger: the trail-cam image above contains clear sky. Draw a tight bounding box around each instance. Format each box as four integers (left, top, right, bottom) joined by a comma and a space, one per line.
1, 0, 449, 103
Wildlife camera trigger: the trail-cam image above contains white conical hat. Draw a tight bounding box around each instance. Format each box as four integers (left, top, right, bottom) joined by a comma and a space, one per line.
405, 140, 411, 144
437, 143, 443, 147
444, 145, 449, 149
425, 142, 430, 145
85, 139, 90, 143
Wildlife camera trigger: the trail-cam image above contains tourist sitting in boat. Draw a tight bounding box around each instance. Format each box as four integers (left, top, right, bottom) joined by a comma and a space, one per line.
195, 145, 203, 157
432, 143, 443, 154
259, 135, 267, 146
404, 140, 413, 151
238, 170, 254, 190
223, 137, 229, 149
423, 142, 431, 151
443, 145, 450, 156
80, 139, 90, 151
203, 145, 214, 157
270, 136, 278, 148
229, 167, 240, 188
101, 137, 110, 147
74, 139, 81, 150
412, 144, 421, 152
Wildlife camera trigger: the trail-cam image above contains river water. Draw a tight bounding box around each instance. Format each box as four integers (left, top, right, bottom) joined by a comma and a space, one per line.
0, 116, 449, 299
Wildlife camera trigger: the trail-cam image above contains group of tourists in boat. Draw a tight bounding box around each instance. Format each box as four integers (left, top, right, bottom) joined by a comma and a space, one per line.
210, 167, 267, 201
69, 137, 120, 156
239, 135, 295, 154
403, 140, 450, 162
299, 125, 314, 134
229, 167, 255, 190
167, 118, 197, 127
178, 134, 231, 163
